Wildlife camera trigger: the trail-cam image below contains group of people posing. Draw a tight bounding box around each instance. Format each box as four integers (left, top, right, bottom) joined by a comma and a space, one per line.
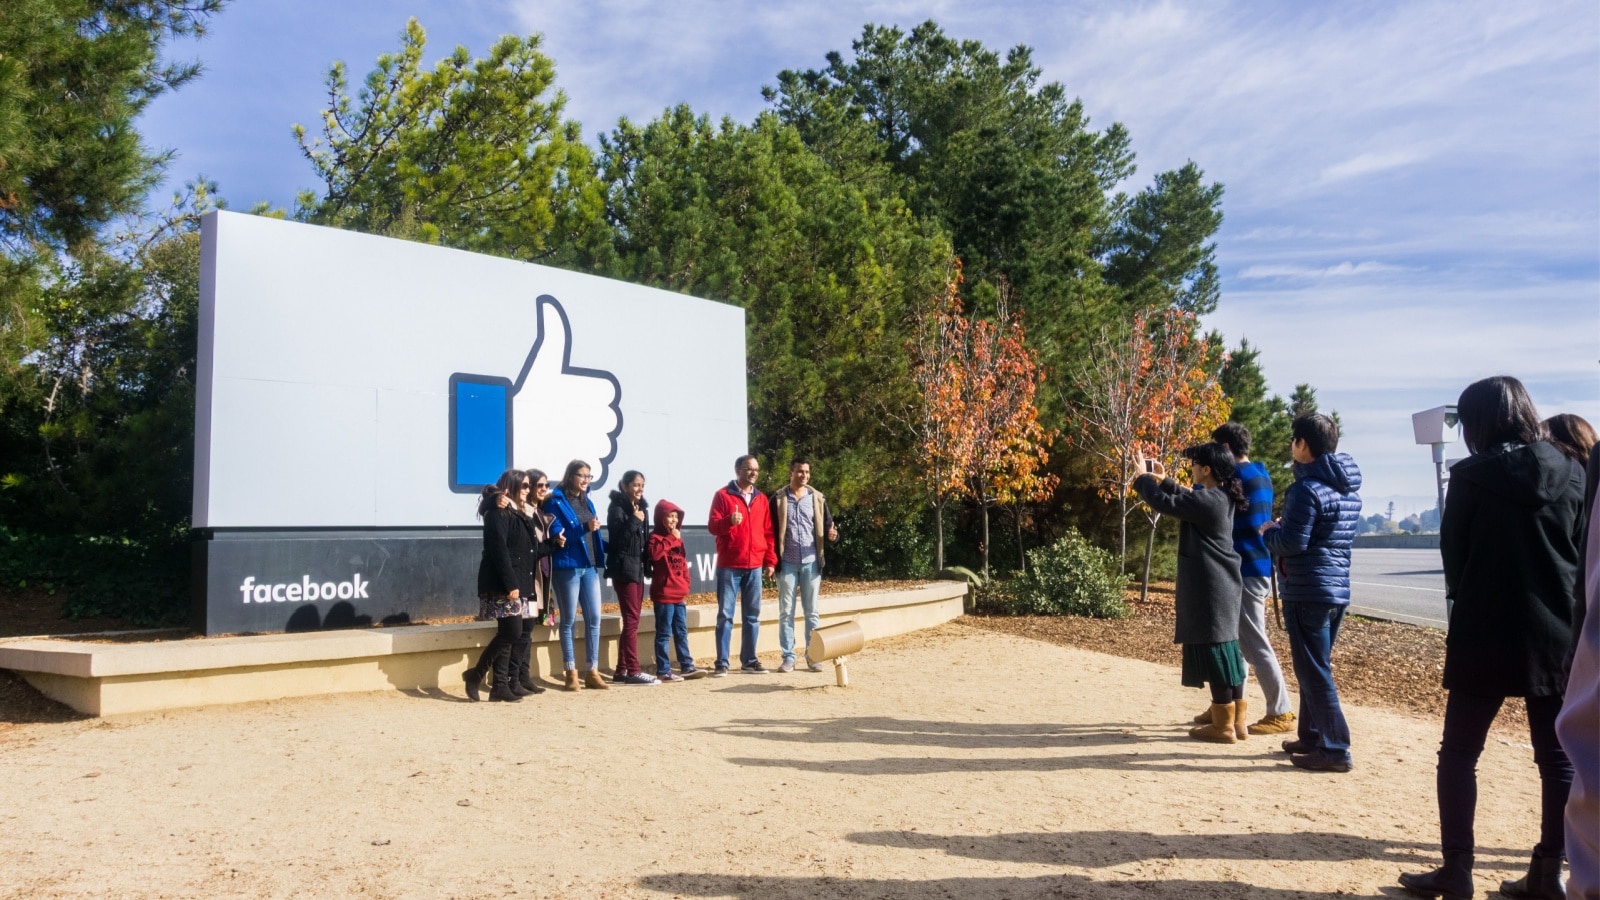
465, 455, 838, 702
1138, 375, 1595, 900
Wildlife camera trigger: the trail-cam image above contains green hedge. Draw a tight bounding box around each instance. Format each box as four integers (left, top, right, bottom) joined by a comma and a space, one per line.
0, 527, 189, 627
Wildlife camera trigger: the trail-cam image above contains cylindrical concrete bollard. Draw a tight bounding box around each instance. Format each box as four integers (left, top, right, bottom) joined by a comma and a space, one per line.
808, 620, 864, 661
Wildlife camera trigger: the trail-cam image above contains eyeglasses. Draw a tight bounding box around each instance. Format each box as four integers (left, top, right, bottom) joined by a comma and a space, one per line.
533, 482, 549, 490
577, 473, 592, 481
518, 485, 531, 492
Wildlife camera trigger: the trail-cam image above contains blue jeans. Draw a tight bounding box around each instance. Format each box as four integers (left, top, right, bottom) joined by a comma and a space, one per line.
553, 566, 602, 670
716, 567, 762, 668
1284, 601, 1352, 761
777, 560, 821, 663
653, 602, 692, 675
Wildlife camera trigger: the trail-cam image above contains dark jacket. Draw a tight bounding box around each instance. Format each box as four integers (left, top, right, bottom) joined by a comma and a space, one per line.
648, 499, 691, 602
477, 506, 560, 599
1134, 475, 1243, 645
1441, 441, 1584, 697
545, 489, 607, 570
1262, 452, 1363, 604
708, 481, 777, 570
606, 489, 651, 585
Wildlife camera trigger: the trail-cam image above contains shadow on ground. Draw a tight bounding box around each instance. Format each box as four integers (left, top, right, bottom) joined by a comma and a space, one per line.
637, 871, 1389, 899
702, 716, 1191, 749
0, 669, 87, 726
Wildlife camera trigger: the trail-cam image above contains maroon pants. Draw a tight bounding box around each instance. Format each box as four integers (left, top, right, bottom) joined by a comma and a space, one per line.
615, 580, 645, 676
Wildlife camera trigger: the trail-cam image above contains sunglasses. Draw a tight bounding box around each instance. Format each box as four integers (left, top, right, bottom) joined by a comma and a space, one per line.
533, 482, 549, 489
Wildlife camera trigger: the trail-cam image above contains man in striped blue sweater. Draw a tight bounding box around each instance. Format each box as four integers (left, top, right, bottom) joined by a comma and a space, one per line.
1203, 422, 1295, 734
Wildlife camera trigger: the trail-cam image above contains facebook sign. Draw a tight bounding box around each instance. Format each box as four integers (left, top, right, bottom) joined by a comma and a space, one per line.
190, 212, 745, 634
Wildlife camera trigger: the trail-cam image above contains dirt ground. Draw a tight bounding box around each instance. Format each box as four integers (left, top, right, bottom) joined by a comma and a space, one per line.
0, 620, 1553, 899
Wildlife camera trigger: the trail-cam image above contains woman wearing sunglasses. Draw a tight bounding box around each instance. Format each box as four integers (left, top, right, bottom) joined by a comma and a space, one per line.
545, 460, 610, 691
468, 469, 564, 702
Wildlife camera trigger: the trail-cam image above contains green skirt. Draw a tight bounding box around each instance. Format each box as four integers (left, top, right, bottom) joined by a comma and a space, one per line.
1181, 641, 1246, 689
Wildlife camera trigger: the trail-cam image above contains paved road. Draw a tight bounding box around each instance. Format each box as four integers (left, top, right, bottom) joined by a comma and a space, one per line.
1345, 547, 1448, 629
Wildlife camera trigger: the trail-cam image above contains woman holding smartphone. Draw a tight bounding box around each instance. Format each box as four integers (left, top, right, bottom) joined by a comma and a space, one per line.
470, 469, 562, 702
545, 460, 610, 691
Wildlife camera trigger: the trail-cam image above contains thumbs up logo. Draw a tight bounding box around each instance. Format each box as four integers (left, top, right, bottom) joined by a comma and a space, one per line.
448, 296, 623, 492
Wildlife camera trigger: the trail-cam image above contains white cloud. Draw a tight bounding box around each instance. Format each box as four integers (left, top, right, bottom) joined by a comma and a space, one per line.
1237, 261, 1405, 280
1319, 149, 1429, 183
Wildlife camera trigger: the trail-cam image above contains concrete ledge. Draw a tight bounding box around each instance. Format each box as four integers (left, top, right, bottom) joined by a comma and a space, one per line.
0, 582, 966, 715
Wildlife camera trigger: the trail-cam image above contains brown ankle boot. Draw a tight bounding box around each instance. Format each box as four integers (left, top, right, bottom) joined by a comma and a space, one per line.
563, 669, 581, 691
1247, 712, 1296, 735
1189, 703, 1238, 743
1191, 706, 1213, 725
584, 669, 610, 690
1232, 699, 1249, 740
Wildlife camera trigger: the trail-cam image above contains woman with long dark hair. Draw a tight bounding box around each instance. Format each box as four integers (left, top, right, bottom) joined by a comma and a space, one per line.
1544, 413, 1596, 466
1131, 442, 1250, 743
607, 470, 656, 684
471, 469, 562, 702
1400, 376, 1582, 900
545, 459, 609, 691
464, 469, 561, 699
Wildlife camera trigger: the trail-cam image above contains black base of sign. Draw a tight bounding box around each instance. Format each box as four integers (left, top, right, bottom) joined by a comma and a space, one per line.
192, 526, 719, 636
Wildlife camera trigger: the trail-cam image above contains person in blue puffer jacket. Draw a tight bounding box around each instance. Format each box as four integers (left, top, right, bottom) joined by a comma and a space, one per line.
544, 459, 611, 692
1261, 412, 1363, 773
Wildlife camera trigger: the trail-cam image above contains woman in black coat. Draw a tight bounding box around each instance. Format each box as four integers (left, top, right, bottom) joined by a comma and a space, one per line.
606, 470, 655, 684
1401, 376, 1583, 900
467, 469, 563, 703
1132, 442, 1249, 744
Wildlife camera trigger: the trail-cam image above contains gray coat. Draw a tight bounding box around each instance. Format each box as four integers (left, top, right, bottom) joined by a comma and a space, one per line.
1134, 475, 1243, 645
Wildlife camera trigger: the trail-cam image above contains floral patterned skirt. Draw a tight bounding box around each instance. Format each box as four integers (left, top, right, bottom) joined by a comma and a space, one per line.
478, 592, 528, 621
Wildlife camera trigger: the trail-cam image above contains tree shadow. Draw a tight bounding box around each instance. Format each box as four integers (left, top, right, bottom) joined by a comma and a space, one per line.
701, 716, 1191, 749
727, 749, 1297, 776
844, 829, 1525, 868
636, 871, 1388, 899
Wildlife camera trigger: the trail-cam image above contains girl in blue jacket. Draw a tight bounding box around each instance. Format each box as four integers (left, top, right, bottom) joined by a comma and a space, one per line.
544, 459, 609, 691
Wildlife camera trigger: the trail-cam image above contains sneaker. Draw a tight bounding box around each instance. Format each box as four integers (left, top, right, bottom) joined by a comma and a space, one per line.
621, 672, 659, 685
657, 671, 684, 683
807, 662, 825, 673
682, 667, 708, 680
1289, 752, 1353, 773
711, 665, 729, 678
778, 659, 795, 673
742, 661, 768, 674
1248, 713, 1297, 736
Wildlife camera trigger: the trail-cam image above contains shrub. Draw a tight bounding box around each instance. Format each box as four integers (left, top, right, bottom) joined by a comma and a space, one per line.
0, 527, 190, 627
977, 529, 1130, 619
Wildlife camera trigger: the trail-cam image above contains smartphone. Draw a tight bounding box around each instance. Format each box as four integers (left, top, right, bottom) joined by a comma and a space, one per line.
1142, 459, 1157, 474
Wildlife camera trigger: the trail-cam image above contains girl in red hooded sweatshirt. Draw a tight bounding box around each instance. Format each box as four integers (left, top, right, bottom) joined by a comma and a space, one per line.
649, 499, 704, 681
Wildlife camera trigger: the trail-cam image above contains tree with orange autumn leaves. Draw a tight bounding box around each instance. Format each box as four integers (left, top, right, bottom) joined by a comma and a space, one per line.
909, 262, 1057, 578
1068, 308, 1230, 599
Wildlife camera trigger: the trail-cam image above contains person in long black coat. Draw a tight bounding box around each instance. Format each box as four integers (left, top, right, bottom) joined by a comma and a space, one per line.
468, 469, 563, 703
1401, 376, 1583, 900
1132, 442, 1249, 744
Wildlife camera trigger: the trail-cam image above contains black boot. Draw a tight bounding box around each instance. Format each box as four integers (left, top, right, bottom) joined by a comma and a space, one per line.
512, 631, 543, 695
1399, 851, 1474, 899
462, 664, 483, 702
488, 644, 520, 703
1501, 854, 1566, 900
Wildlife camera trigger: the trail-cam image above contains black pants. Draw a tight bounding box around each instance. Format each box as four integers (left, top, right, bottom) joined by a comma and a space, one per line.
1437, 690, 1572, 857
479, 617, 524, 684
1209, 681, 1245, 704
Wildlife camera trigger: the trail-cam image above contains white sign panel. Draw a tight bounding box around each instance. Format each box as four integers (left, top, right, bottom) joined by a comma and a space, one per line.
193, 211, 747, 528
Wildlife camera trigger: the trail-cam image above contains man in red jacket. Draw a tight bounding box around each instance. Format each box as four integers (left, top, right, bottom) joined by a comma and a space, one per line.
708, 455, 777, 675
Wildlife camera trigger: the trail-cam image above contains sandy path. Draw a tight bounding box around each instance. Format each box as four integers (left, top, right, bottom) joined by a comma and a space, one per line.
0, 621, 1550, 899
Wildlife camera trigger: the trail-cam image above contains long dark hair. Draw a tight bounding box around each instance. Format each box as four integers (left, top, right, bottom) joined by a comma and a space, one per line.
477, 468, 529, 517
1457, 375, 1543, 454
1544, 413, 1596, 464
1183, 442, 1248, 513
559, 459, 591, 497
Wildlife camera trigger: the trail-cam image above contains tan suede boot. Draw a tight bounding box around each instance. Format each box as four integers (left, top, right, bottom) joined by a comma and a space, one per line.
1189, 703, 1238, 743
1247, 712, 1296, 735
1232, 699, 1249, 740
1191, 707, 1213, 725
584, 669, 610, 690
563, 669, 581, 691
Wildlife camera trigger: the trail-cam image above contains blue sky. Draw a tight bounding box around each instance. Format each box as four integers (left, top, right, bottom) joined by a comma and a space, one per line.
139, 0, 1600, 513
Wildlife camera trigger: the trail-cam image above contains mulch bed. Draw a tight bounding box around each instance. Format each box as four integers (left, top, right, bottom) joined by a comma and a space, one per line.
964, 582, 1530, 735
